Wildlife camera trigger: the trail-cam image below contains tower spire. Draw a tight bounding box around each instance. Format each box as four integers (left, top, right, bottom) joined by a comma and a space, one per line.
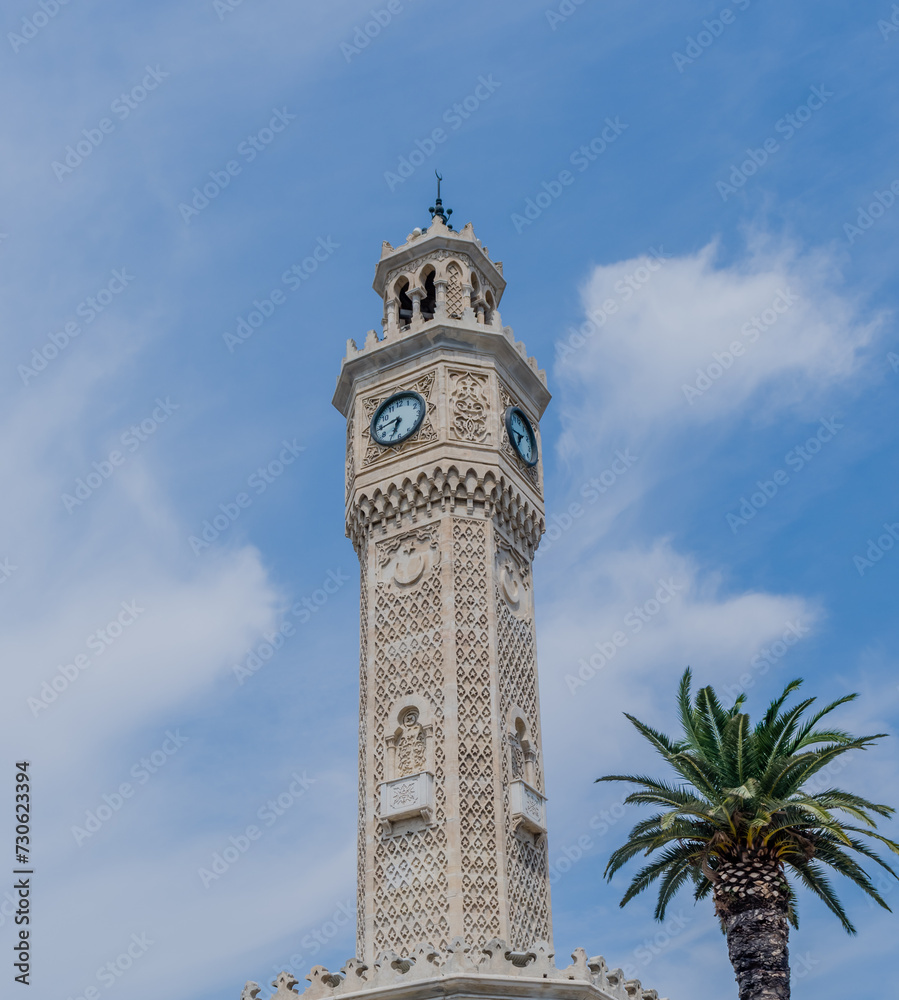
428, 171, 453, 229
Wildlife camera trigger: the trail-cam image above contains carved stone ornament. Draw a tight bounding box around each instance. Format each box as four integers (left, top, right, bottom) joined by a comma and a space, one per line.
348, 464, 545, 558
385, 250, 474, 288
270, 971, 300, 998
448, 369, 490, 444
376, 527, 440, 587
345, 412, 355, 501
395, 709, 427, 777
288, 939, 668, 1000
509, 778, 547, 837
378, 771, 435, 835
495, 543, 530, 614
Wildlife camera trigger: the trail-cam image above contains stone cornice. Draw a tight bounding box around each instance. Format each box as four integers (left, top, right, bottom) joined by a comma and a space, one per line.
333, 321, 550, 419
245, 940, 667, 1000
346, 465, 545, 557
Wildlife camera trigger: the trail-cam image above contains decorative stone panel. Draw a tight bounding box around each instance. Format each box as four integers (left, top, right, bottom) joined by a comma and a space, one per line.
509, 779, 547, 836
378, 772, 435, 834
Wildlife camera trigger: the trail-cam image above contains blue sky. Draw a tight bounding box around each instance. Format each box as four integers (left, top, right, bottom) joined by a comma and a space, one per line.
1, 1, 897, 999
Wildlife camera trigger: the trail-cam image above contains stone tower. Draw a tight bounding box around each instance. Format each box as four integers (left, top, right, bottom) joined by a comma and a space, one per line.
238, 200, 669, 1000
331, 202, 552, 965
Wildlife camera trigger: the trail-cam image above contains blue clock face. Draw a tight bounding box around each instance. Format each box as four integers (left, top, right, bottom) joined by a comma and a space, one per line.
371, 391, 426, 445
505, 406, 538, 467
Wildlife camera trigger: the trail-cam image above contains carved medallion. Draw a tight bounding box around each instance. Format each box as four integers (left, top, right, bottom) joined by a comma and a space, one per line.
377, 527, 440, 588
448, 369, 490, 444
495, 543, 530, 615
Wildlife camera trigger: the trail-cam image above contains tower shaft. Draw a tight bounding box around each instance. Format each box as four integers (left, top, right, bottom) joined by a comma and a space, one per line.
334, 216, 552, 964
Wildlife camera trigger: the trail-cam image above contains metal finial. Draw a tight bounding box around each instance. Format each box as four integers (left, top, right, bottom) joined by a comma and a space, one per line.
428, 170, 453, 229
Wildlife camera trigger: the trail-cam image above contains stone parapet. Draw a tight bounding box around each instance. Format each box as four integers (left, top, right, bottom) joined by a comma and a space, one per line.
241, 940, 667, 1000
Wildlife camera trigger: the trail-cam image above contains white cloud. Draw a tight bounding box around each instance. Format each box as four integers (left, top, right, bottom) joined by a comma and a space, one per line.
555, 237, 881, 458
539, 540, 819, 813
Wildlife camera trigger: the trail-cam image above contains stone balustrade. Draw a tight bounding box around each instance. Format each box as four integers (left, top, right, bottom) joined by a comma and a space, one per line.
241, 938, 667, 1000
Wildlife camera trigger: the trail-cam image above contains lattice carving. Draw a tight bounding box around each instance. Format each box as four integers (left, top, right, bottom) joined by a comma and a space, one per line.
446, 263, 464, 319
448, 369, 490, 444
357, 565, 368, 959
371, 532, 450, 956
499, 382, 540, 492
496, 574, 552, 951
361, 371, 438, 468
453, 518, 502, 946
509, 733, 525, 779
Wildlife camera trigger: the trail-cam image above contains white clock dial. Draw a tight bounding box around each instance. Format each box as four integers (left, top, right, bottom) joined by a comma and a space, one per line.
371, 391, 426, 445
505, 406, 538, 467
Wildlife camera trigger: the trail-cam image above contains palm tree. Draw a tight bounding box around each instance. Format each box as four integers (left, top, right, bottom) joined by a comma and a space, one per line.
597, 669, 899, 1000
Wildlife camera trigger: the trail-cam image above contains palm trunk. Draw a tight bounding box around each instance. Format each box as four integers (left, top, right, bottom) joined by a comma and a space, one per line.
713, 855, 791, 1000
723, 905, 790, 1000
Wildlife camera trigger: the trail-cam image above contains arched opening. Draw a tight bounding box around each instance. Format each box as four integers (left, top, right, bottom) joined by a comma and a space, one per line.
420, 267, 436, 321
395, 277, 413, 328
484, 289, 496, 325
470, 271, 485, 322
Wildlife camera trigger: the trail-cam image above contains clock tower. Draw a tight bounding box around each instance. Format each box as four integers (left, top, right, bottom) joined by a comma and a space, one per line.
332, 195, 552, 965
238, 194, 669, 1000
